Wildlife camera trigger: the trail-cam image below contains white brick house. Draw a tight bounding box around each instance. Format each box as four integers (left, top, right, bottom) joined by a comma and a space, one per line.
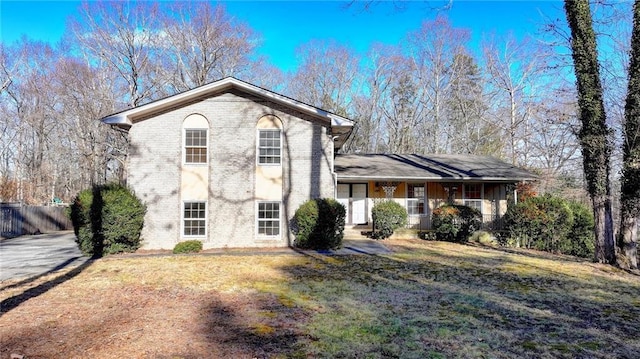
102, 77, 536, 250
101, 77, 353, 249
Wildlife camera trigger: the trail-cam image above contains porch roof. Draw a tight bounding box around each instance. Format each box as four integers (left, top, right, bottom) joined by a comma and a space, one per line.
334, 154, 538, 182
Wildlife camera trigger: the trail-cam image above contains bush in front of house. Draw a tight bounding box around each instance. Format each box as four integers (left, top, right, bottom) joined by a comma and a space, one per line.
371, 200, 407, 239
292, 198, 345, 250
431, 204, 482, 243
503, 194, 573, 252
173, 240, 203, 254
564, 201, 595, 258
503, 194, 594, 257
69, 183, 146, 257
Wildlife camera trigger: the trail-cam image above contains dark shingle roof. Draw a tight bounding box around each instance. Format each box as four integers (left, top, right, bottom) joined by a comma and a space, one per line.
335, 154, 538, 182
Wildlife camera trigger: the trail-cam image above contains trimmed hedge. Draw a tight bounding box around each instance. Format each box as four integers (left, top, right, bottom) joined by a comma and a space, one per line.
69, 183, 146, 257
292, 198, 345, 250
503, 194, 594, 258
371, 200, 407, 239
431, 204, 482, 242
173, 240, 203, 254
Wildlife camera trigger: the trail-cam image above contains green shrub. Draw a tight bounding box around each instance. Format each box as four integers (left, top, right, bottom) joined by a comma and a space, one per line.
503, 194, 579, 254
292, 198, 345, 250
371, 200, 407, 239
564, 201, 595, 258
173, 240, 203, 254
69, 183, 146, 257
431, 204, 482, 242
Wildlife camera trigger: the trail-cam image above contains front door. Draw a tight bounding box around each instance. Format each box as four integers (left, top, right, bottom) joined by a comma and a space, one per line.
351, 184, 367, 224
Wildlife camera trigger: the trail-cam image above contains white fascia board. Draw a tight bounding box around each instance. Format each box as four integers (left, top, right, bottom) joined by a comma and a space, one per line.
100, 77, 355, 128
101, 113, 131, 128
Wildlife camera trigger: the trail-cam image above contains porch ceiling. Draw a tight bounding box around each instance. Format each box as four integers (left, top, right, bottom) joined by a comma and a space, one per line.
334, 154, 538, 182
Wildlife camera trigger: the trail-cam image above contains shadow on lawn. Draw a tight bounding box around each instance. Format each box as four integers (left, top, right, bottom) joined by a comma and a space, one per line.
245, 248, 640, 358
0, 259, 93, 317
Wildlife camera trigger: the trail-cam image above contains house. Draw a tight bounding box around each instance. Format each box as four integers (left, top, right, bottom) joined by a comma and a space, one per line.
101, 77, 536, 249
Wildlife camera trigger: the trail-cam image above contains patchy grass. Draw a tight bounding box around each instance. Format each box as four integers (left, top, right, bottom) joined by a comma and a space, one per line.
1, 239, 639, 358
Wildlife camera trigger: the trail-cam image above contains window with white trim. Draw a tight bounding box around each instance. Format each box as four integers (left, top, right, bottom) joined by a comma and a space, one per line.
258, 130, 281, 165
183, 202, 206, 236
463, 183, 482, 213
257, 202, 280, 236
185, 129, 207, 164
407, 184, 425, 215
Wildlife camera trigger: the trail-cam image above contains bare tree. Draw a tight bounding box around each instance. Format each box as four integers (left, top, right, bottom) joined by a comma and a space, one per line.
345, 44, 396, 153
286, 40, 360, 115
68, 1, 162, 108
157, 2, 263, 93
405, 16, 471, 154
483, 34, 548, 165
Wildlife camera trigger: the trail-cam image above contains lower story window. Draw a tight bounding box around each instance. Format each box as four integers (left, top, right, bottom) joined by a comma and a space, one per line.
184, 201, 206, 236
407, 184, 425, 215
257, 202, 280, 236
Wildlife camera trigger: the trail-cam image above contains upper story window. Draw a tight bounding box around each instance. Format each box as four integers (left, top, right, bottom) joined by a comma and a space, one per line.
258, 129, 281, 165
185, 129, 207, 164
183, 114, 209, 165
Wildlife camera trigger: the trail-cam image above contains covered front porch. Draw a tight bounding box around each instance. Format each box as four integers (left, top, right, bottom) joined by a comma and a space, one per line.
334, 153, 538, 232
337, 181, 510, 231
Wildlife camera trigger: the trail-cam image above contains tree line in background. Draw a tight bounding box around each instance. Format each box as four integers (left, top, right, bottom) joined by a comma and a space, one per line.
0, 1, 635, 264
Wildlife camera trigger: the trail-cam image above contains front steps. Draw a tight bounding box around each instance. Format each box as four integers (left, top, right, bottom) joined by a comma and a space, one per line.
343, 225, 373, 240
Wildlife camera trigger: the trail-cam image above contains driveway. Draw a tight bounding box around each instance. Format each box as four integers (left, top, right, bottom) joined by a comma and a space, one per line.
0, 231, 88, 281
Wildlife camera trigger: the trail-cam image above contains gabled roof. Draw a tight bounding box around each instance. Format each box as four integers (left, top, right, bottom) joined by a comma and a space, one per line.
100, 76, 354, 130
335, 154, 538, 182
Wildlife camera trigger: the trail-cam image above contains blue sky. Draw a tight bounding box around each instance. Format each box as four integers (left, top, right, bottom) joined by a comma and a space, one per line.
1, 1, 565, 71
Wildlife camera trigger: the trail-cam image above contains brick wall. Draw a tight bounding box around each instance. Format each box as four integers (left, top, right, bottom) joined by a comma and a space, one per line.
127, 90, 335, 249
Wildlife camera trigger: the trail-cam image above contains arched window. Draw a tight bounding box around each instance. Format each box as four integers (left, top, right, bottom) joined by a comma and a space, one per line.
183, 114, 209, 164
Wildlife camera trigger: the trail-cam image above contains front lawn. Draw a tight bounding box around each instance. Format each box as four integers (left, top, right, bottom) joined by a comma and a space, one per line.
1, 239, 639, 358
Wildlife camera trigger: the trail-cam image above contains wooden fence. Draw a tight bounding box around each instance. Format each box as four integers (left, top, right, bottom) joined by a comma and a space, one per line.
1, 203, 72, 238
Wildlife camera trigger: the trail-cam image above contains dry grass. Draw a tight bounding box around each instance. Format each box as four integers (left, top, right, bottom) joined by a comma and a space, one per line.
1, 239, 639, 358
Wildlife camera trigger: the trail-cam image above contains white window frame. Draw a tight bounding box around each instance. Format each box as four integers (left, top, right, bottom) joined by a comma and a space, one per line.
256, 201, 281, 237
407, 183, 426, 216
257, 129, 282, 165
463, 183, 483, 214
182, 201, 207, 237
184, 128, 208, 165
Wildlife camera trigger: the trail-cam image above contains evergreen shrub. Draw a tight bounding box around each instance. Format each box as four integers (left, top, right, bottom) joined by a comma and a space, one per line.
503, 194, 594, 258
371, 200, 407, 239
173, 240, 203, 254
292, 198, 345, 249
69, 183, 146, 257
431, 204, 482, 242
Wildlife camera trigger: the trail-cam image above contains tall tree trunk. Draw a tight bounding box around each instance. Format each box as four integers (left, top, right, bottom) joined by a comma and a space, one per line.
564, 0, 616, 264
619, 0, 640, 269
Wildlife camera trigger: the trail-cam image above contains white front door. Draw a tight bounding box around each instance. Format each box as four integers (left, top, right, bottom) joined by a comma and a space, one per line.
351, 184, 367, 224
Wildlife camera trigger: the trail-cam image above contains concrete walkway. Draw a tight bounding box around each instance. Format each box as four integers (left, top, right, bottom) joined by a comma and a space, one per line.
0, 231, 88, 281
316, 239, 392, 255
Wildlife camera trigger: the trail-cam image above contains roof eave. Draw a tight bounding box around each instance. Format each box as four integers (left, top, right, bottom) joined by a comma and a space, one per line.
99, 77, 355, 128
101, 114, 132, 129
336, 175, 539, 182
